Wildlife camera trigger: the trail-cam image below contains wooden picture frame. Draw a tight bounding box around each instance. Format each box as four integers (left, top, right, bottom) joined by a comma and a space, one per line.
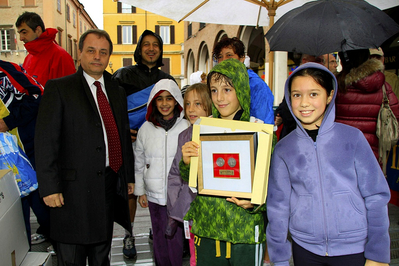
198, 133, 257, 198
189, 117, 273, 205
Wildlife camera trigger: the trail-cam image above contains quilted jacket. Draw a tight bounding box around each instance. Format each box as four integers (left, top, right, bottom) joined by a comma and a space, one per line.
335, 58, 399, 159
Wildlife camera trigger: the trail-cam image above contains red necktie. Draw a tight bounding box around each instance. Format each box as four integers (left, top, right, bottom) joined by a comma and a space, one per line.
94, 81, 123, 172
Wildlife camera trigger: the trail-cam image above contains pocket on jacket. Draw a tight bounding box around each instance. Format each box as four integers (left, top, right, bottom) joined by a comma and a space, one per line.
60, 169, 77, 181
333, 192, 367, 234
290, 194, 314, 236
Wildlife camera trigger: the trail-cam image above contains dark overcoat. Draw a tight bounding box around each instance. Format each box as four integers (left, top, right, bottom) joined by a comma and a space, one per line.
35, 67, 134, 244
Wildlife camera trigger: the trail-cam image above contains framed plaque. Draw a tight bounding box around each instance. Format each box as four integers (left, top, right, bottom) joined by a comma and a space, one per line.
189, 117, 273, 205
198, 133, 256, 198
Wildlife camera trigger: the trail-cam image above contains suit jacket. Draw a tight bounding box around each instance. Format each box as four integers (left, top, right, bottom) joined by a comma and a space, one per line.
35, 67, 134, 244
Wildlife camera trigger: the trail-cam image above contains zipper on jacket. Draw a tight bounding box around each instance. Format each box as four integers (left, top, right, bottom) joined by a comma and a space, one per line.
314, 139, 329, 256
128, 102, 147, 113
165, 131, 168, 192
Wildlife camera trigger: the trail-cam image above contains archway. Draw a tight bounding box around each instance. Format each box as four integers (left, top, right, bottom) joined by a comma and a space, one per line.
211, 31, 228, 67
186, 49, 195, 81
198, 41, 211, 74
239, 26, 265, 74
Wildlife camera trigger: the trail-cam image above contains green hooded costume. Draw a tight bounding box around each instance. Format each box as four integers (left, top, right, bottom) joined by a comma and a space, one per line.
181, 59, 266, 245
210, 58, 251, 122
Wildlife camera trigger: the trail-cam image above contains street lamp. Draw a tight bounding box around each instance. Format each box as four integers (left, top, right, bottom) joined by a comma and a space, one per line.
109, 61, 113, 74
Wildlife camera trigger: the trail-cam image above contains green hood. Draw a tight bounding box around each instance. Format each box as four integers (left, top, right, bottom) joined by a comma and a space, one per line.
209, 59, 250, 121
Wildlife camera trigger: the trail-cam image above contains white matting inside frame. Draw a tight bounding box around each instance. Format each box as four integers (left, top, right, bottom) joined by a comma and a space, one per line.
201, 139, 252, 193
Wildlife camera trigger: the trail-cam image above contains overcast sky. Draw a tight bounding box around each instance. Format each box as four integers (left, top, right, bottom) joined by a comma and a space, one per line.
79, 0, 104, 29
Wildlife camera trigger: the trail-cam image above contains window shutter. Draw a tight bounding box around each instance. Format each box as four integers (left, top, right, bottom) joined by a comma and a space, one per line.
123, 58, 133, 67
161, 58, 170, 74
25, 0, 35, 6
117, 2, 122, 13
188, 23, 192, 38
117, 25, 122, 44
9, 29, 16, 50
133, 25, 137, 44
170, 25, 175, 44
155, 25, 160, 35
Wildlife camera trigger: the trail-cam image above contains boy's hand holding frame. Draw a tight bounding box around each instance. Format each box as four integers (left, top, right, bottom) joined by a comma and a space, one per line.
188, 117, 273, 205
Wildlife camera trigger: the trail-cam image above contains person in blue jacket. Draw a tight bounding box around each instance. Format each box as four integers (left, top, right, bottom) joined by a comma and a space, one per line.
266, 62, 390, 266
213, 37, 274, 125
0, 60, 43, 166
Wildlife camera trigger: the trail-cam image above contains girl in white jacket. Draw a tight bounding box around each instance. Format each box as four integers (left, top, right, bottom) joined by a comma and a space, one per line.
134, 79, 189, 266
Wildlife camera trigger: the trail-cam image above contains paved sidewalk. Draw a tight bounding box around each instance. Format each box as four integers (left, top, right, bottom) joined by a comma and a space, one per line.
31, 203, 399, 266
31, 204, 190, 266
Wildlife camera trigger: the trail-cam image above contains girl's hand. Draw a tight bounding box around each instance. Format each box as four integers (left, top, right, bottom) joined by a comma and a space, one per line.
226, 197, 254, 209
138, 194, 148, 208
182, 141, 199, 165
365, 259, 389, 266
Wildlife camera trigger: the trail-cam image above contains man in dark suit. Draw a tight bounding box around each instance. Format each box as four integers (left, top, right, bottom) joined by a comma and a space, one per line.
35, 29, 134, 266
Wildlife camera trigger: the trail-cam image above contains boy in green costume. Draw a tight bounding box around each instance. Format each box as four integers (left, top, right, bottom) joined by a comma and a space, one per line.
180, 58, 266, 266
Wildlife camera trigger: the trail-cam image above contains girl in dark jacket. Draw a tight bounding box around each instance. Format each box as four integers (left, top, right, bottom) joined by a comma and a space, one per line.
335, 49, 399, 160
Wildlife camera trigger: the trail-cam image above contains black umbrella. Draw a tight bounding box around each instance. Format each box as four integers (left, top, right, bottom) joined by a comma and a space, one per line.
265, 0, 399, 56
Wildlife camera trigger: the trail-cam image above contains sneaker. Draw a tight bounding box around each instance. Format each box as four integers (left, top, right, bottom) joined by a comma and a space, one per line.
123, 236, 137, 259
47, 245, 56, 256
148, 228, 153, 244
31, 233, 47, 245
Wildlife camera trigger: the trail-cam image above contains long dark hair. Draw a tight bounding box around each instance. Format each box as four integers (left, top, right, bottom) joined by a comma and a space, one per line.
289, 68, 334, 97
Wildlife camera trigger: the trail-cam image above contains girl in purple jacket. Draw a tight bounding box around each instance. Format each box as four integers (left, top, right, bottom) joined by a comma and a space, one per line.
166, 83, 212, 266
266, 63, 390, 266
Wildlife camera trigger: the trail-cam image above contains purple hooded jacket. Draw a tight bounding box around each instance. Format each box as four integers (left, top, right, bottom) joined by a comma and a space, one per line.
166, 126, 196, 236
266, 63, 391, 265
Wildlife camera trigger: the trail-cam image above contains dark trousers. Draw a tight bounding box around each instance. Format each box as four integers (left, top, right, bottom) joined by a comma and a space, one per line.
21, 189, 50, 247
292, 240, 366, 266
194, 236, 265, 266
57, 240, 112, 266
56, 168, 117, 266
148, 201, 183, 266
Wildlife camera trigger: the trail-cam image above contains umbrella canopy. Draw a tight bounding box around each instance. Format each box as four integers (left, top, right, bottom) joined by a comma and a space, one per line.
265, 0, 399, 56
118, 0, 398, 27
117, 0, 289, 27
273, 0, 399, 21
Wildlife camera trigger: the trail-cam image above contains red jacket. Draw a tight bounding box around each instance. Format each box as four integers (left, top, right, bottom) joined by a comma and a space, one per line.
335, 58, 399, 159
23, 28, 76, 86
